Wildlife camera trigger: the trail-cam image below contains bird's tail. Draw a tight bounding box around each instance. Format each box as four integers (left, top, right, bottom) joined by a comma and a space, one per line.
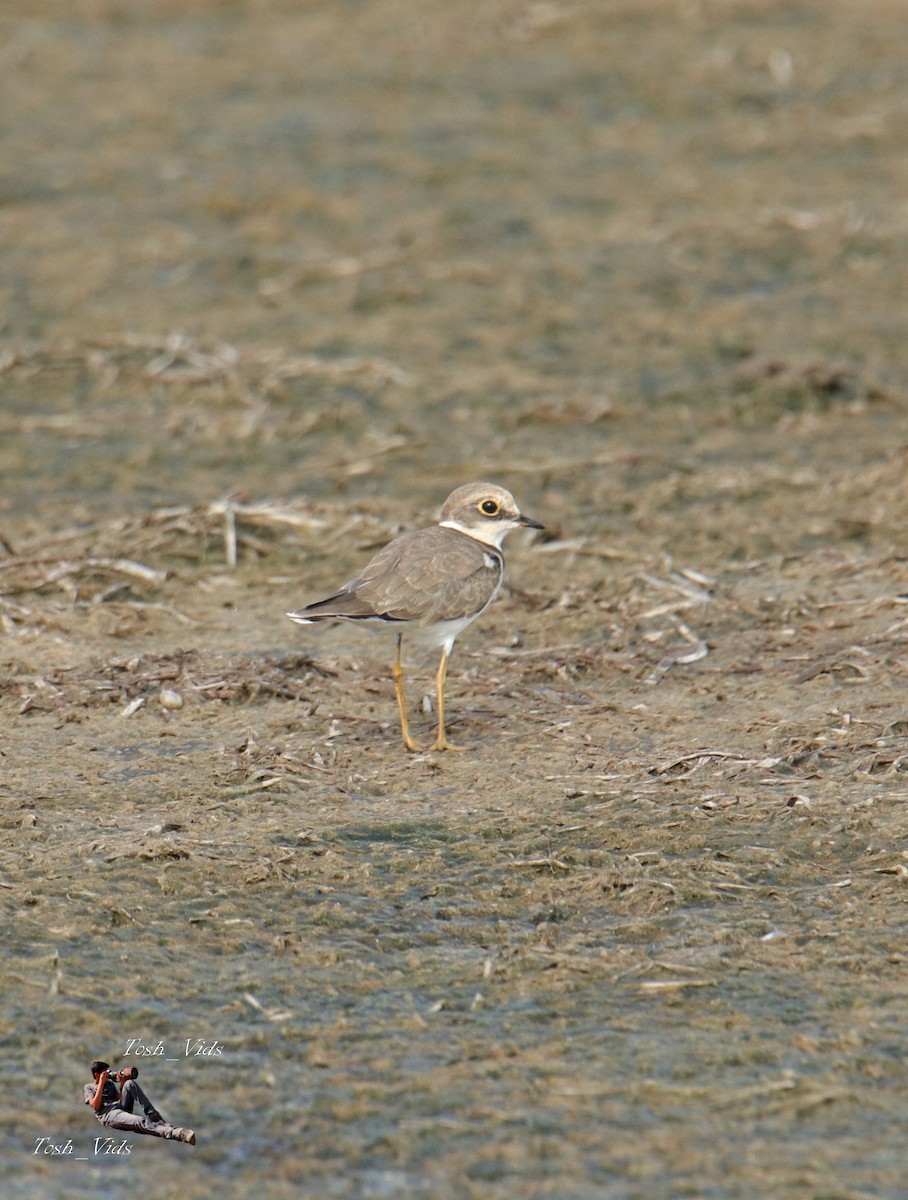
287, 590, 381, 623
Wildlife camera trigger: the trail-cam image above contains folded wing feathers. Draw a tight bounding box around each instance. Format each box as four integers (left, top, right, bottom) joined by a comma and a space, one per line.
288, 588, 386, 622
289, 528, 502, 626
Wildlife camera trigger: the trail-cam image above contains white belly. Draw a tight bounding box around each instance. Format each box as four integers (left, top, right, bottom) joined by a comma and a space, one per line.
412, 613, 481, 653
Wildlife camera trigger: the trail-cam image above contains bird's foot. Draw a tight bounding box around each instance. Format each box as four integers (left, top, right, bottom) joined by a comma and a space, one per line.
433, 734, 467, 752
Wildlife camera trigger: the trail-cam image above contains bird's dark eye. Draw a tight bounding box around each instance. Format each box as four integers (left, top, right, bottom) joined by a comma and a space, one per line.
479, 499, 499, 516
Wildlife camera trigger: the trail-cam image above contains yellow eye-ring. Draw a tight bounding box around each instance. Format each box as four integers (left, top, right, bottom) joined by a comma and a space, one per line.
479, 499, 500, 516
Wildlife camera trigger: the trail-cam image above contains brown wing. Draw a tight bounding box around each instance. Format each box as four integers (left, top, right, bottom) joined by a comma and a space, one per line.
290, 587, 389, 622
352, 527, 503, 624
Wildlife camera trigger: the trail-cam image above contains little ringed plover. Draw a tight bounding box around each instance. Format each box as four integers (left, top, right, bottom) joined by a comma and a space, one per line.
287, 482, 543, 751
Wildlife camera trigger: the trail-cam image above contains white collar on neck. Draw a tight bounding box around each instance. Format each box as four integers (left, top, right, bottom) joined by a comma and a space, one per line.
439, 518, 511, 548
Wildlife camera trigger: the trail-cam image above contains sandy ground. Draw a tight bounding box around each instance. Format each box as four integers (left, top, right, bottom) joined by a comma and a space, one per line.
1, 2, 907, 1197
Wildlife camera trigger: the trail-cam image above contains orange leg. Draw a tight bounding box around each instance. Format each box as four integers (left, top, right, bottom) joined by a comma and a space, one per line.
391, 635, 422, 753
433, 647, 466, 751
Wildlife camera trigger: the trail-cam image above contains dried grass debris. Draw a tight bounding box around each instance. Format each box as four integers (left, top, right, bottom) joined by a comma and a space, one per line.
1, 650, 327, 717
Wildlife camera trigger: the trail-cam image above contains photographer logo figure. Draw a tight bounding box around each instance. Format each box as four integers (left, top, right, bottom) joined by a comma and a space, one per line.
84, 1061, 196, 1145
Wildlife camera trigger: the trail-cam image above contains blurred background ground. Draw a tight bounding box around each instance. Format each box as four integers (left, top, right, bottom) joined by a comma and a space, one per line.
1, 1, 907, 1196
